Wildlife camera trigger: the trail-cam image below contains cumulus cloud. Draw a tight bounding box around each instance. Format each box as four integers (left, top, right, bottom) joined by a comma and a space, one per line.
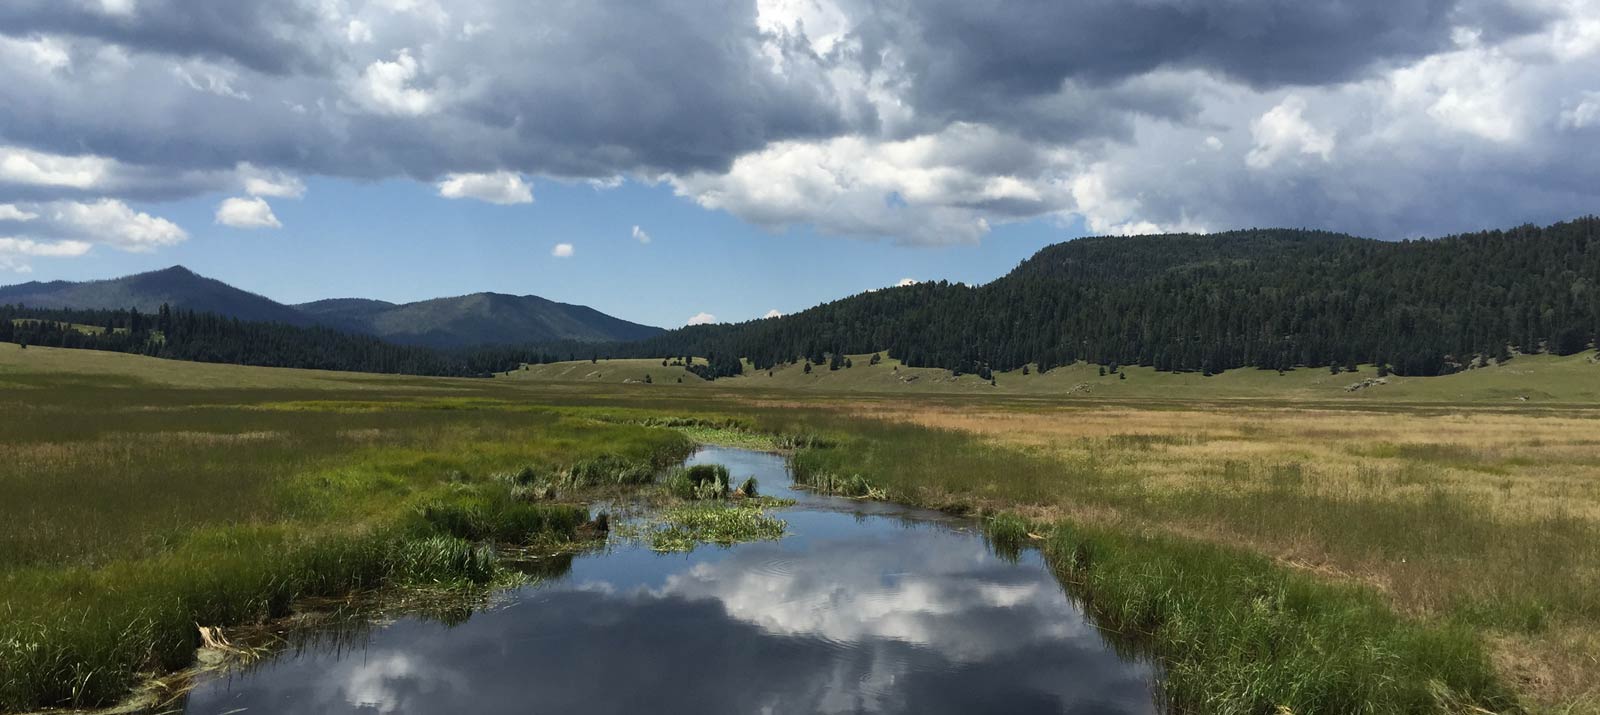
1561, 92, 1600, 128
896, 277, 917, 287
687, 311, 716, 326
215, 196, 282, 228
46, 199, 186, 251
1245, 96, 1337, 169
550, 242, 573, 257
0, 146, 111, 190
0, 236, 93, 272
238, 163, 306, 198
0, 204, 39, 222
0, 198, 186, 270
437, 172, 533, 204
352, 49, 438, 116
0, 237, 92, 257
0, 0, 1595, 244
763, 309, 783, 319
631, 225, 651, 243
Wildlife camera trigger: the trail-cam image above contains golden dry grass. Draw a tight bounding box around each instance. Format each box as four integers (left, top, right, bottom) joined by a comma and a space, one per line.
842, 402, 1600, 709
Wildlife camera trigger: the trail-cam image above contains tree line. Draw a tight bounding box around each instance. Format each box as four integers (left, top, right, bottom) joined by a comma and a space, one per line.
602, 217, 1600, 377
0, 303, 570, 377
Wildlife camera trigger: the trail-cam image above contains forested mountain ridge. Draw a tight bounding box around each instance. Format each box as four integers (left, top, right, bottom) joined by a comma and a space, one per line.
0, 266, 314, 327
296, 292, 663, 348
0, 267, 663, 348
616, 218, 1600, 377
0, 303, 559, 377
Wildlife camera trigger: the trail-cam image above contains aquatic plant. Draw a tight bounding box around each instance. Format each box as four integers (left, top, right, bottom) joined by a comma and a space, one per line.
664, 464, 732, 500
645, 503, 787, 552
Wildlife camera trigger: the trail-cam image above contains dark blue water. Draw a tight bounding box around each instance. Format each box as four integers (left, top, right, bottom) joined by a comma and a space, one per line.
181, 448, 1158, 714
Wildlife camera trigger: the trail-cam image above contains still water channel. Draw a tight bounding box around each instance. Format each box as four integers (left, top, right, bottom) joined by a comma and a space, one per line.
182, 447, 1159, 714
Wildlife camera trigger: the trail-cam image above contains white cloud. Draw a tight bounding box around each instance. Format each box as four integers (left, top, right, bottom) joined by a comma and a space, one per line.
1387, 44, 1524, 143
1203, 136, 1223, 150
95, 0, 137, 17
437, 171, 533, 204
352, 49, 438, 116
49, 199, 186, 250
0, 237, 95, 273
346, 19, 375, 44
895, 277, 916, 287
238, 163, 306, 198
1245, 96, 1335, 169
763, 309, 783, 319
1559, 92, 1600, 129
670, 125, 1060, 245
551, 242, 574, 257
631, 225, 651, 243
172, 62, 250, 100
0, 205, 39, 222
0, 146, 112, 189
0, 237, 93, 257
0, 35, 72, 73
687, 311, 716, 325
215, 196, 282, 229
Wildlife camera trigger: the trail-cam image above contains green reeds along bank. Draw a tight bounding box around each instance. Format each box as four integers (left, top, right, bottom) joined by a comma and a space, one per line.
0, 527, 507, 710
1, 496, 589, 711
0, 391, 698, 712
978, 516, 1516, 715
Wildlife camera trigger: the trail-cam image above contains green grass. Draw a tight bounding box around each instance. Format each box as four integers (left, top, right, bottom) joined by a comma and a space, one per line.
5, 343, 1599, 711
507, 348, 1600, 405
0, 377, 694, 710
1029, 519, 1514, 714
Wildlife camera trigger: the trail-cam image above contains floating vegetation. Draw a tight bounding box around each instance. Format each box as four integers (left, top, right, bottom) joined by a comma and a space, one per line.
629, 502, 789, 553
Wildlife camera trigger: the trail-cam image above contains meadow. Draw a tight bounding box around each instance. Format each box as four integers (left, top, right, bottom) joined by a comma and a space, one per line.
3, 342, 1599, 713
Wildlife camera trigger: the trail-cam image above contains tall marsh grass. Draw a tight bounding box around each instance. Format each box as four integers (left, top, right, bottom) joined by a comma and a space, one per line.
0, 387, 694, 711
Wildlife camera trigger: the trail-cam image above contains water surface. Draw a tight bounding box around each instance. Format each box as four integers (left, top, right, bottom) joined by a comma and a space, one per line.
182, 448, 1158, 714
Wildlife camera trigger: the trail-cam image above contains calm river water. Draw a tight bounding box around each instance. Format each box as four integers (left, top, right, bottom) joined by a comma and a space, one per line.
181, 447, 1159, 714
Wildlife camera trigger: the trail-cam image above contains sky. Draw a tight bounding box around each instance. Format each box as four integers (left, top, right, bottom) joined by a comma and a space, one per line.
2, 0, 1598, 328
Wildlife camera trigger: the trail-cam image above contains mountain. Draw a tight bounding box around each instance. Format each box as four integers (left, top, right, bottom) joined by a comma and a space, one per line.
0, 266, 314, 326
613, 217, 1600, 378
295, 293, 663, 348
1, 267, 663, 348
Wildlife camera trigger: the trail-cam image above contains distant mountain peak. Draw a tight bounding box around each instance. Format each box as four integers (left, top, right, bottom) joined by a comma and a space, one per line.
3, 265, 663, 348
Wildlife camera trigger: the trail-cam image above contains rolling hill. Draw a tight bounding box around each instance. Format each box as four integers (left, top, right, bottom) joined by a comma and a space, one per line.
0, 266, 663, 348
610, 217, 1600, 377
295, 292, 663, 348
0, 266, 313, 326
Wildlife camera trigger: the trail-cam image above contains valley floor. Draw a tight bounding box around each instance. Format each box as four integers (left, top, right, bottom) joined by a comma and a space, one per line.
2, 343, 1598, 712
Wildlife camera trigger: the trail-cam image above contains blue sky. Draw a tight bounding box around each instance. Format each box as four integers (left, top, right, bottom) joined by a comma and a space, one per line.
3, 0, 1597, 328
40, 177, 1081, 329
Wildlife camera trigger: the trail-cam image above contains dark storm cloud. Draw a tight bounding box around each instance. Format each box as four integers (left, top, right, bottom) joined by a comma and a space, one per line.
0, 0, 851, 185
0, 0, 1594, 245
444, 0, 851, 177
0, 0, 342, 75
854, 0, 1544, 137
